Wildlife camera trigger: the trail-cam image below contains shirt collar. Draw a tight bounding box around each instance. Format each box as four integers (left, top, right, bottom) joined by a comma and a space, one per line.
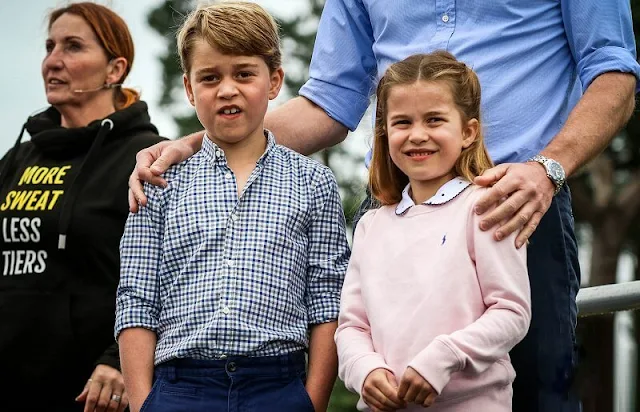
200, 129, 276, 165
395, 176, 471, 215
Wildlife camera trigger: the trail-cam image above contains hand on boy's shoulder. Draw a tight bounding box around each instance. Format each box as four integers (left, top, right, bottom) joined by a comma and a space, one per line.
129, 138, 196, 213
133, 156, 195, 214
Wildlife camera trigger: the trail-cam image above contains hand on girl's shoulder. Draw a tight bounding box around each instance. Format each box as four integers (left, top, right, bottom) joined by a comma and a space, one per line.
467, 183, 490, 196
467, 184, 496, 212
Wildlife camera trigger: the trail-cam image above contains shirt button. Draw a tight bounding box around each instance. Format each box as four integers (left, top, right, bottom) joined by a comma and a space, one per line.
219, 354, 227, 359
442, 14, 449, 23
216, 150, 222, 157
222, 306, 231, 315
225, 173, 232, 179
231, 213, 238, 222
227, 260, 234, 267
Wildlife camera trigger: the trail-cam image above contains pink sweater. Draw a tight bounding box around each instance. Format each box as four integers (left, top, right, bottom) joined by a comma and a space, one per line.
336, 186, 531, 410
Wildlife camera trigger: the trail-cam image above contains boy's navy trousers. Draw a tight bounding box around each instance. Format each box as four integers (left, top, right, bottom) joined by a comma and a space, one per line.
141, 351, 315, 412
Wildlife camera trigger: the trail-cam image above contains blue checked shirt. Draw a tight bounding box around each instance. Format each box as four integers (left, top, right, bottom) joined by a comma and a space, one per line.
115, 131, 350, 364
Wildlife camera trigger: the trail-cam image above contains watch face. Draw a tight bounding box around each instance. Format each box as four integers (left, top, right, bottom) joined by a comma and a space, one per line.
548, 161, 565, 181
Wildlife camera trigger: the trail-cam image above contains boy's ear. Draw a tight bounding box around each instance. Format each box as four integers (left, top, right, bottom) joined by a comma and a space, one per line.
183, 73, 196, 107
462, 118, 479, 148
268, 67, 285, 100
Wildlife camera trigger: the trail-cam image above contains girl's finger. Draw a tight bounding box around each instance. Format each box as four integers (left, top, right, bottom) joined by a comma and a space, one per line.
363, 392, 387, 411
423, 390, 438, 407
365, 387, 396, 411
414, 386, 431, 405
401, 382, 420, 404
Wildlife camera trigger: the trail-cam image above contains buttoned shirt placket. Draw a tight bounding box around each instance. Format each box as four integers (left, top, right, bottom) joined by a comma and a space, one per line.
433, 0, 456, 50
213, 146, 270, 357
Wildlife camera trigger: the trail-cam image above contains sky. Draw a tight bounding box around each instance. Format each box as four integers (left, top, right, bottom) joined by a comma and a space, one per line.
0, 0, 321, 154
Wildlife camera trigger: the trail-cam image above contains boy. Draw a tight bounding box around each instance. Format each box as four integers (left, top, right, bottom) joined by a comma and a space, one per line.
114, 2, 350, 412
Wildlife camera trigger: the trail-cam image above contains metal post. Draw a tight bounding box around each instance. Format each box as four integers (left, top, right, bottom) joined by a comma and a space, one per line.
577, 280, 640, 317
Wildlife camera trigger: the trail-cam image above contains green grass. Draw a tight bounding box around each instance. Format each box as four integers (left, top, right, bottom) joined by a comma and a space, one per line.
328, 380, 359, 412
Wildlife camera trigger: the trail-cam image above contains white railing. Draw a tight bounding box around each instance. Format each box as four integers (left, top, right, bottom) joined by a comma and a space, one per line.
577, 280, 640, 317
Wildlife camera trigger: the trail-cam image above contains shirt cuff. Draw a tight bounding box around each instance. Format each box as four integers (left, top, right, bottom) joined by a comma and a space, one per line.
307, 292, 341, 325
577, 46, 640, 92
114, 310, 158, 341
408, 337, 462, 394
299, 78, 371, 131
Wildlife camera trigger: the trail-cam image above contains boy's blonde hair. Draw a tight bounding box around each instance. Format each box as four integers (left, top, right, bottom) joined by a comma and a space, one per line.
177, 1, 282, 74
370, 51, 494, 205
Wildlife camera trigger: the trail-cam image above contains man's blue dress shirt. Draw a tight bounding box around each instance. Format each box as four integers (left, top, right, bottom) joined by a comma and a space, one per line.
300, 0, 640, 164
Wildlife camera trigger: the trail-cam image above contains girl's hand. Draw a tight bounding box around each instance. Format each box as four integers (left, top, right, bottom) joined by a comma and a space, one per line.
397, 367, 438, 407
76, 364, 129, 412
362, 368, 406, 411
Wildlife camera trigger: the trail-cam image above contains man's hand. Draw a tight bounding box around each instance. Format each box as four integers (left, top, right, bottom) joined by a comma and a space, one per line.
128, 139, 197, 213
474, 162, 555, 248
76, 364, 129, 412
397, 367, 437, 408
362, 368, 406, 412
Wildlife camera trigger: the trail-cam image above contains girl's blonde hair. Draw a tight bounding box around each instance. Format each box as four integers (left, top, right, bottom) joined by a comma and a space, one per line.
370, 51, 494, 205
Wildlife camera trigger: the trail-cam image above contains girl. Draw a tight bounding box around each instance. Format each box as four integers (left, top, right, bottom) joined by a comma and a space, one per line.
335, 51, 531, 412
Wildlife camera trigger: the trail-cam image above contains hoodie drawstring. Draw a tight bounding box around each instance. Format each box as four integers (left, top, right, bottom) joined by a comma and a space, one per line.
0, 123, 27, 191
58, 119, 114, 249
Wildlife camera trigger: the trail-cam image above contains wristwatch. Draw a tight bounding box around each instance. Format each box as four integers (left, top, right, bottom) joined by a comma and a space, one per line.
528, 154, 566, 195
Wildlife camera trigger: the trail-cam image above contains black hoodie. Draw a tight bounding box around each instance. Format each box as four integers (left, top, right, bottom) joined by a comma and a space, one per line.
0, 101, 166, 409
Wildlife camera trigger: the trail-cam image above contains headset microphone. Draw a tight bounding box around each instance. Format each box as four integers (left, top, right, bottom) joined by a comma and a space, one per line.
73, 83, 124, 93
